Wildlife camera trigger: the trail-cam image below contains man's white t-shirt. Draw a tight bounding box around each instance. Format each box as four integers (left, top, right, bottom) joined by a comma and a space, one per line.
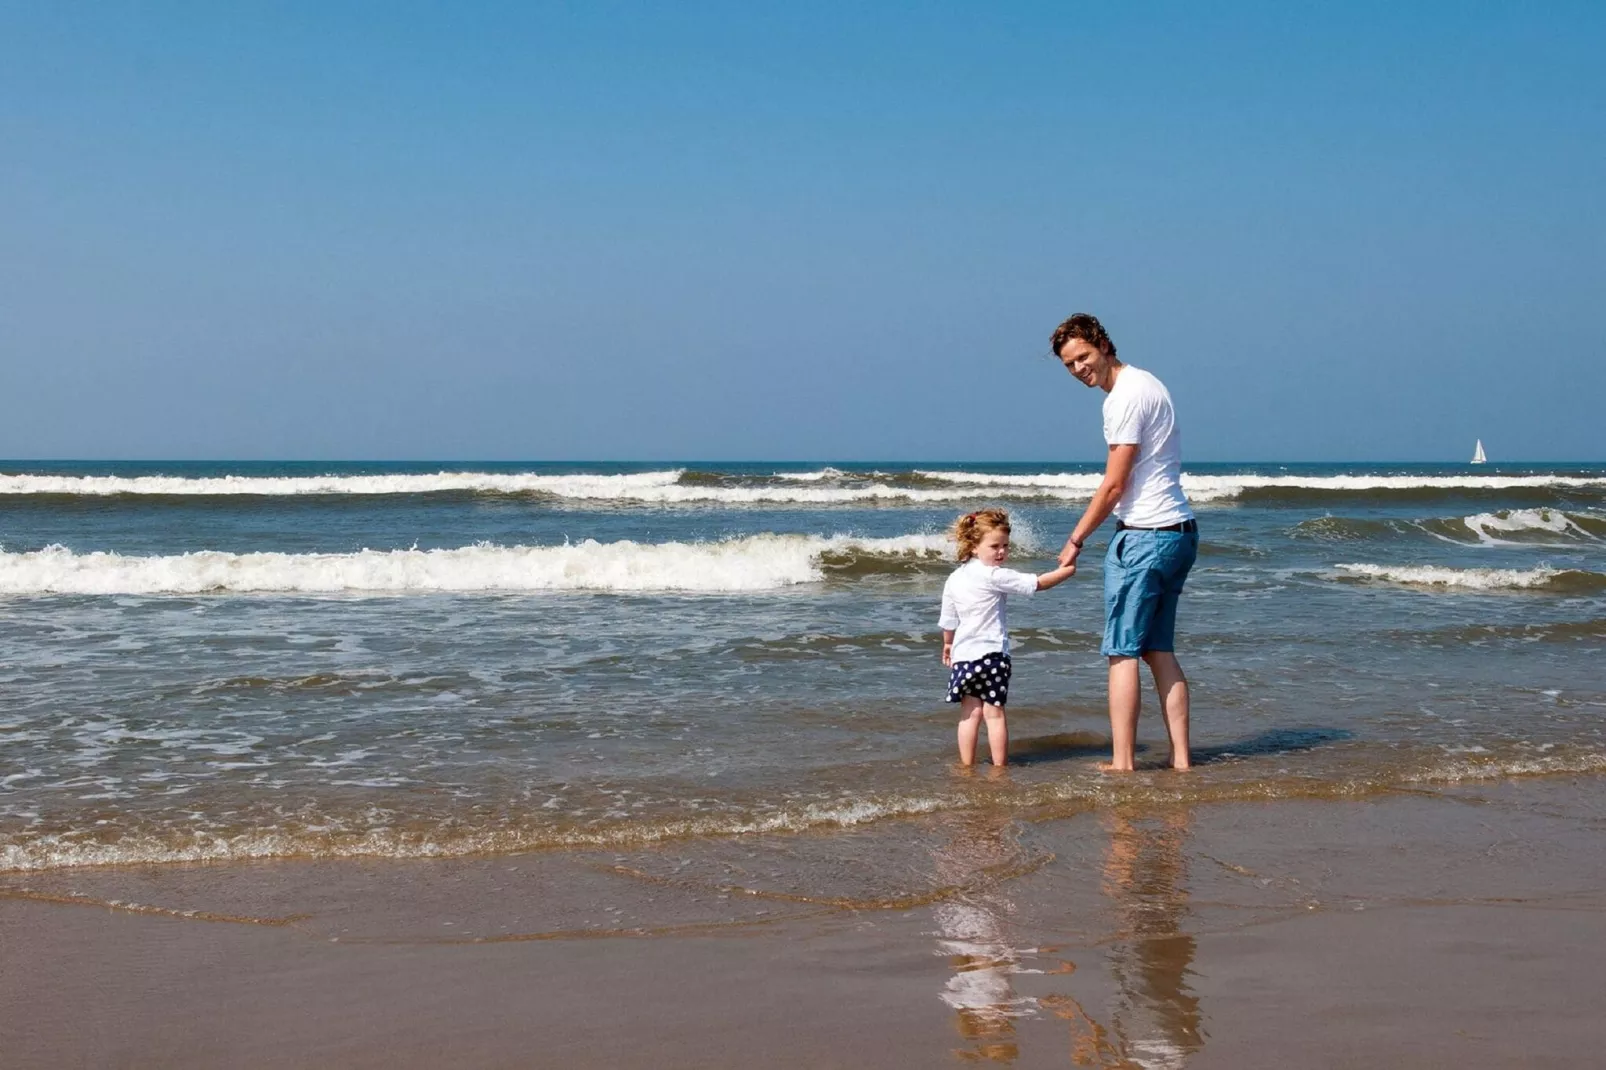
1102, 365, 1193, 527
938, 559, 1038, 663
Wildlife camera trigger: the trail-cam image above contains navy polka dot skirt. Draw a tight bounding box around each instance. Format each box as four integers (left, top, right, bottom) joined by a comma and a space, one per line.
945, 651, 1012, 706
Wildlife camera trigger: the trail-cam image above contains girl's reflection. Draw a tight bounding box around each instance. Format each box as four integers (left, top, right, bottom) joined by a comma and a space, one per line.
1100, 808, 1205, 1067
932, 808, 1032, 1063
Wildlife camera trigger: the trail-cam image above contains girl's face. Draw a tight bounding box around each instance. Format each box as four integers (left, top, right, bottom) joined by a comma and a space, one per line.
976, 527, 1010, 566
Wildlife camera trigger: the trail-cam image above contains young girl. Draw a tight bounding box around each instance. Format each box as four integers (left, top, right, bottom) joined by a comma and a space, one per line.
940, 509, 1076, 767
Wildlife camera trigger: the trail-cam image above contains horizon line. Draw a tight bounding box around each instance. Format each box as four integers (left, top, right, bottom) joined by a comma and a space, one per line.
4, 458, 1604, 467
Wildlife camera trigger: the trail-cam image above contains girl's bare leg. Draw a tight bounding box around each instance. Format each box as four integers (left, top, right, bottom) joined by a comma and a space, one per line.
957, 696, 984, 766
982, 703, 1008, 766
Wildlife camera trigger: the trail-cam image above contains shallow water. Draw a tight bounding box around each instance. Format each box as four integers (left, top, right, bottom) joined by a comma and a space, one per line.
2, 461, 1603, 870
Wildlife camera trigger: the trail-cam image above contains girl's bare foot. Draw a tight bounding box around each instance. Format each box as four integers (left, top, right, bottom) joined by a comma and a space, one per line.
1097, 761, 1135, 773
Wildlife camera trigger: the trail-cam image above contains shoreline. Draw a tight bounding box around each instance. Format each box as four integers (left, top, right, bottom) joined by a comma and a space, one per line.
6, 780, 1603, 1068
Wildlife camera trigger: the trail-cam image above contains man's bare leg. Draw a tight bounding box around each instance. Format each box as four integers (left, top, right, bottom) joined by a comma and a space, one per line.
957, 696, 984, 766
1143, 650, 1191, 770
1102, 655, 1142, 771
982, 703, 1008, 767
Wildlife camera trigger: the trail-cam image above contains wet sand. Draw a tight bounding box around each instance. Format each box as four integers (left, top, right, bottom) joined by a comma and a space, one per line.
4, 779, 1603, 1068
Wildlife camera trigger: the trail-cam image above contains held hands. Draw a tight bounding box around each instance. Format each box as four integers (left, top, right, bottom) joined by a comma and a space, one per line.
1058, 536, 1083, 570
1035, 560, 1077, 591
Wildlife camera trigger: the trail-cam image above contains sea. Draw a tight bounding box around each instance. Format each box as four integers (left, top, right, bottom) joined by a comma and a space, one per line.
2, 460, 1604, 875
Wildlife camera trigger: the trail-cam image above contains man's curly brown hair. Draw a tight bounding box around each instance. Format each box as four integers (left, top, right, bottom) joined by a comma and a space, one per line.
1049, 313, 1117, 359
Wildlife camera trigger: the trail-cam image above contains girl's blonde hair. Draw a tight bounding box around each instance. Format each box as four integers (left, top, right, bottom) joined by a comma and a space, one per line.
954, 508, 1010, 562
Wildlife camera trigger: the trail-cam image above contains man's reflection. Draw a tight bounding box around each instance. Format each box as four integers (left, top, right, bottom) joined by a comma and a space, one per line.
1100, 807, 1205, 1067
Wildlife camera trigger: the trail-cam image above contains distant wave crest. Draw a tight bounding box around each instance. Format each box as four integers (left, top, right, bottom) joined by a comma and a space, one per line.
919, 470, 1606, 504
0, 470, 689, 498
6, 468, 1603, 505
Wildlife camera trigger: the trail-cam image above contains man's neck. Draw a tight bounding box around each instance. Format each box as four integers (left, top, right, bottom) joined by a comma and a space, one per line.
1101, 360, 1126, 393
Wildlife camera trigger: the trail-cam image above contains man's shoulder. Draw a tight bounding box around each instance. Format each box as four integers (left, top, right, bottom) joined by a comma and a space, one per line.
1106, 365, 1157, 410
1119, 366, 1174, 408
1121, 365, 1166, 392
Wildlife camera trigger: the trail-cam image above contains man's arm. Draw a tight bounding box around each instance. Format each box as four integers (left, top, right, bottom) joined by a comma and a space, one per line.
1059, 443, 1139, 567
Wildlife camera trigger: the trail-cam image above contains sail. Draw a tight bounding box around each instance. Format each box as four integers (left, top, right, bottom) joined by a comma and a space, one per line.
1471, 439, 1487, 464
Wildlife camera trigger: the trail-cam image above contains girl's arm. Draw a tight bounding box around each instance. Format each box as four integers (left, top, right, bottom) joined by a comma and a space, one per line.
1035, 563, 1077, 591
939, 584, 959, 665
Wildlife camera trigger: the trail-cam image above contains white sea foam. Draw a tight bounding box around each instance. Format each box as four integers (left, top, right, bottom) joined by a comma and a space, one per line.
0, 470, 688, 498
1462, 508, 1600, 544
1407, 750, 1606, 783
0, 533, 953, 596
6, 468, 1604, 503
0, 794, 956, 871
774, 467, 848, 481
1333, 563, 1568, 590
0, 470, 1089, 504
624, 484, 1089, 504
917, 470, 1105, 489
919, 471, 1606, 503
1181, 474, 1606, 501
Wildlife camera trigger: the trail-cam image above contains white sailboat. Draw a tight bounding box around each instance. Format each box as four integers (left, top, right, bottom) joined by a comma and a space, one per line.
1470, 439, 1487, 464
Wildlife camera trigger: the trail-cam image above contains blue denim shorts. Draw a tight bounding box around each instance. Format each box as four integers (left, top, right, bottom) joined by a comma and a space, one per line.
1102, 527, 1199, 657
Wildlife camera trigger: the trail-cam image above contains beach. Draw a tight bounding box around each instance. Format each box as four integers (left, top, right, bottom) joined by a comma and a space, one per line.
8, 0, 1603, 1059
5, 781, 1603, 1068
3, 460, 1604, 1065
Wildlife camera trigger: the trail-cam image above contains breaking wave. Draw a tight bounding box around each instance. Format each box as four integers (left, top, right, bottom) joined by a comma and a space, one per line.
0, 469, 689, 498
917, 470, 1606, 504
1332, 562, 1606, 594
0, 533, 954, 596
6, 467, 1604, 505
1459, 508, 1606, 545
0, 468, 1095, 505
1189, 474, 1606, 504
1293, 509, 1606, 546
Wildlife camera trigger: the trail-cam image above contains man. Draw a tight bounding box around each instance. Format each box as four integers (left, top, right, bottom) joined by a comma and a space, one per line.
1052, 313, 1198, 771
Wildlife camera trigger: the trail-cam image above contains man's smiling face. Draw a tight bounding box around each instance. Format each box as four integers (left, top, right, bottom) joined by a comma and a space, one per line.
1057, 338, 1116, 390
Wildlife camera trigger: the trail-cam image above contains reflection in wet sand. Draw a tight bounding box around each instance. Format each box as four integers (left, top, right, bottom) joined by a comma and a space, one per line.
927, 803, 1205, 1066
931, 810, 1033, 1062
1101, 809, 1205, 1068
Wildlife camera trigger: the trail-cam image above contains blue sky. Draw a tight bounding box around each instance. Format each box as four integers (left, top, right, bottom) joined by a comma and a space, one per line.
2, 2, 1601, 461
